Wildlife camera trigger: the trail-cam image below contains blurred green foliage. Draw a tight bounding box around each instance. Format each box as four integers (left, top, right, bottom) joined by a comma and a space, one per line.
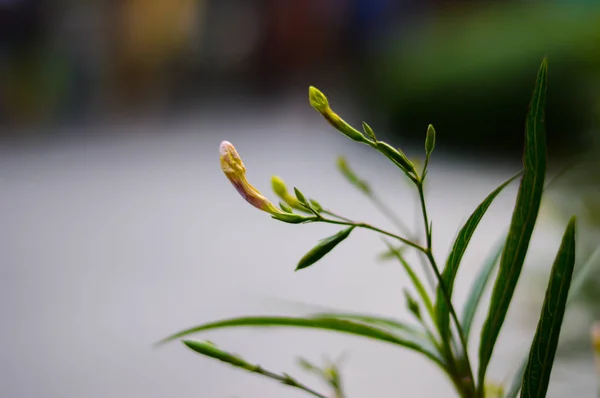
367, 3, 600, 159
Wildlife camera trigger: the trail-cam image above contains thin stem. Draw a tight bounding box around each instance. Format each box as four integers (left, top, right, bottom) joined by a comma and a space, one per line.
417, 183, 433, 250
417, 181, 476, 396
255, 367, 329, 398
368, 193, 413, 238
318, 217, 428, 254
321, 209, 354, 223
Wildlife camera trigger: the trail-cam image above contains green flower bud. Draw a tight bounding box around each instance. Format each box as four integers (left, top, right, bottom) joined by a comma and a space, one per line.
425, 124, 436, 158
309, 86, 329, 113
308, 87, 369, 144
271, 175, 288, 198
296, 227, 355, 270
271, 175, 303, 209
375, 141, 415, 173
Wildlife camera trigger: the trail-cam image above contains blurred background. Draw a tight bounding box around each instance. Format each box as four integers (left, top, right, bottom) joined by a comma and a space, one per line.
1, 0, 600, 397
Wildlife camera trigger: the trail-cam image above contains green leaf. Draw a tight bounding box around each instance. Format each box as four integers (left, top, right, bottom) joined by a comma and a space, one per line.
375, 141, 415, 174
279, 202, 294, 213
382, 240, 434, 319
296, 227, 355, 271
461, 235, 505, 343
436, 171, 521, 343
503, 242, 600, 398
156, 315, 445, 366
271, 213, 314, 224
336, 156, 371, 195
520, 217, 576, 398
478, 57, 548, 390
310, 312, 424, 336
362, 121, 376, 141
183, 340, 255, 370
294, 187, 308, 205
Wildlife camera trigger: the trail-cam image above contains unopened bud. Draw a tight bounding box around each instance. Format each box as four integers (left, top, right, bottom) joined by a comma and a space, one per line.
425, 124, 436, 158
219, 141, 281, 215
271, 176, 302, 208
309, 86, 369, 144
309, 86, 329, 113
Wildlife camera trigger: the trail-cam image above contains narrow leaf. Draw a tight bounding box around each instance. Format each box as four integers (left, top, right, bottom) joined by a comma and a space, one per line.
436, 172, 521, 342
183, 340, 255, 370
336, 156, 371, 195
520, 217, 576, 398
461, 234, 505, 343
310, 311, 440, 355
382, 240, 434, 318
362, 121, 376, 141
503, 243, 600, 398
294, 187, 308, 205
156, 315, 445, 366
478, 57, 548, 389
296, 227, 355, 271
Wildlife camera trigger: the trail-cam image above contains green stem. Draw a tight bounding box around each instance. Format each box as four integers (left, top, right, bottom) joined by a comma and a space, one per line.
318, 217, 428, 254
368, 193, 413, 238
254, 367, 329, 398
321, 209, 354, 223
417, 181, 476, 396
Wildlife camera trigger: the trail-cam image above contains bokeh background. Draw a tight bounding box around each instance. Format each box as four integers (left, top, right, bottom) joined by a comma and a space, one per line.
2, 1, 600, 397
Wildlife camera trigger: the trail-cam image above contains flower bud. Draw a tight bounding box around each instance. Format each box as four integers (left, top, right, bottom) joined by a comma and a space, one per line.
425, 124, 436, 158
308, 86, 369, 144
309, 86, 329, 113
219, 141, 281, 215
271, 176, 302, 208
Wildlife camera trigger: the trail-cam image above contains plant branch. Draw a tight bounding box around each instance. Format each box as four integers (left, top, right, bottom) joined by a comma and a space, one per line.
254, 367, 329, 398
318, 217, 428, 254
415, 180, 476, 396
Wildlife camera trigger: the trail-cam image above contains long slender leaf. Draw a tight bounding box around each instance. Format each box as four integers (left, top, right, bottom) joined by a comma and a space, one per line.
156, 315, 445, 366
478, 57, 548, 390
436, 172, 521, 342
520, 217, 576, 398
461, 234, 506, 343
503, 244, 600, 398
310, 312, 441, 355
382, 239, 435, 319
